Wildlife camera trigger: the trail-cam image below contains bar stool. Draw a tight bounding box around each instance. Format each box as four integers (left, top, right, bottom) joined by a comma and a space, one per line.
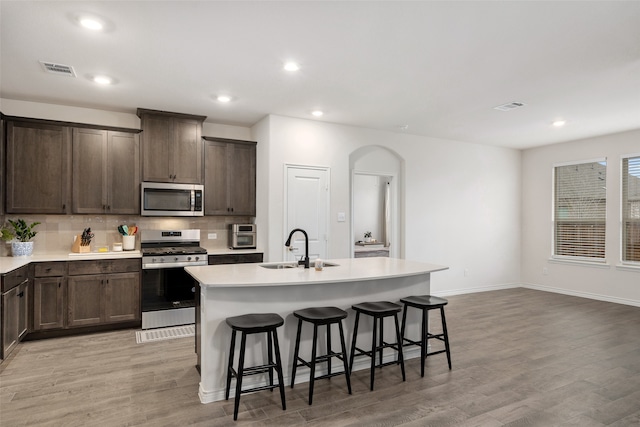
225, 313, 286, 421
400, 295, 451, 377
349, 301, 405, 390
290, 306, 352, 405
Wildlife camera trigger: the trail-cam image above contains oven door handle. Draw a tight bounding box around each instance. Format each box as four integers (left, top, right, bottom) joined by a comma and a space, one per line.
143, 261, 208, 269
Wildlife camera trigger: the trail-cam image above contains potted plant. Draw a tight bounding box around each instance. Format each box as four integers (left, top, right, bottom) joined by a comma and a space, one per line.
1, 219, 41, 256
364, 231, 372, 243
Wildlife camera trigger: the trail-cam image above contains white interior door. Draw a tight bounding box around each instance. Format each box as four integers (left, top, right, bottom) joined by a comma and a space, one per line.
285, 165, 329, 262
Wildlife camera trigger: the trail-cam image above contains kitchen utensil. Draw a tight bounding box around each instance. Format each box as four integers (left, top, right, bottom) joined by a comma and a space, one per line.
117, 225, 126, 236
122, 225, 129, 236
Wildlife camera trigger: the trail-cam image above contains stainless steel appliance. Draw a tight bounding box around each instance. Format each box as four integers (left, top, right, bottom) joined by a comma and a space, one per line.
141, 229, 207, 329
229, 224, 257, 249
141, 182, 204, 216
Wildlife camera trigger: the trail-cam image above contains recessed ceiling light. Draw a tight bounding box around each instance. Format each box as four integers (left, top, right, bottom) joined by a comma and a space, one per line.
552, 120, 566, 127
216, 95, 232, 103
93, 75, 113, 85
284, 62, 300, 72
311, 110, 324, 117
79, 17, 103, 31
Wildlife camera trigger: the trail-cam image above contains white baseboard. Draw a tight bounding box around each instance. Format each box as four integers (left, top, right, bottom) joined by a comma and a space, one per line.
433, 283, 520, 298
521, 282, 640, 308
432, 282, 640, 308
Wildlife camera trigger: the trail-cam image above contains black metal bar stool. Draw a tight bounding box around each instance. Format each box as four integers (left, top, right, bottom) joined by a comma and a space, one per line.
349, 301, 405, 390
225, 313, 286, 421
290, 306, 352, 404
400, 295, 451, 377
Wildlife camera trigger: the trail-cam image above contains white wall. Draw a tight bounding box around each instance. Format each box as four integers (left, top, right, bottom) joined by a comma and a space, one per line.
522, 128, 640, 306
252, 114, 522, 295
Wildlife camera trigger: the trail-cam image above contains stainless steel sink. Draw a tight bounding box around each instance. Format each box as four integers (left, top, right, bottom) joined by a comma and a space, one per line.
259, 262, 339, 269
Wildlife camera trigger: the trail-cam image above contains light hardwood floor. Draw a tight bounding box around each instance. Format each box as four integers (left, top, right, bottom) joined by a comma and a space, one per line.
1, 288, 640, 426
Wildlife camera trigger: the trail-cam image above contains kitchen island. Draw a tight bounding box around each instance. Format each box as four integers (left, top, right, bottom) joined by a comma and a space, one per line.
185, 257, 448, 404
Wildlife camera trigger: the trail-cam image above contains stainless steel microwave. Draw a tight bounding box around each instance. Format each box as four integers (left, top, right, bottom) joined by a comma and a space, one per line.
141, 182, 204, 216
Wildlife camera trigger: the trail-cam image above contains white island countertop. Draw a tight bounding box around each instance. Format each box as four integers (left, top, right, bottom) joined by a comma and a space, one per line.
185, 257, 448, 288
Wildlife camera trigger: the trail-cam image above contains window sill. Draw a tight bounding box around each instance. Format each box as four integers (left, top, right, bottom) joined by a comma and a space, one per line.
548, 257, 611, 269
616, 263, 640, 272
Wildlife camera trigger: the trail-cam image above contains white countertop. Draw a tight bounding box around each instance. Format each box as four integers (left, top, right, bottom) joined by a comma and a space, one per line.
0, 248, 263, 274
186, 257, 448, 288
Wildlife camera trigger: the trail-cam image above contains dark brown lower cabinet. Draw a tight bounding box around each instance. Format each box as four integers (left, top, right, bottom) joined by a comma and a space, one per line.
30, 259, 141, 336
67, 275, 104, 327
33, 276, 65, 330
1, 265, 29, 359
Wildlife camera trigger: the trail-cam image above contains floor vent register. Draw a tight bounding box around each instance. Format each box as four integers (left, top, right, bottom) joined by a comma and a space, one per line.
135, 325, 195, 344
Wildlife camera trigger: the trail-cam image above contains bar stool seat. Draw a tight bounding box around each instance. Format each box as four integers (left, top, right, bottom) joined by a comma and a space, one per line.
349, 301, 405, 390
225, 313, 286, 421
291, 306, 352, 405
400, 295, 452, 377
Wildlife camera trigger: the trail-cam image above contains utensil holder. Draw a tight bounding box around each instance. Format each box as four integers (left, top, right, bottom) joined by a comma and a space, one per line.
122, 235, 136, 251
71, 235, 91, 253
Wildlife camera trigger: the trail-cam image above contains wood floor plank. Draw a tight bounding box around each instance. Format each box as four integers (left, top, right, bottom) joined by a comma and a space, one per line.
2, 288, 640, 425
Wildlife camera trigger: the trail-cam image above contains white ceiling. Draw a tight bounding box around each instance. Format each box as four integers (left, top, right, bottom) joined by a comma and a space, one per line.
1, 1, 639, 150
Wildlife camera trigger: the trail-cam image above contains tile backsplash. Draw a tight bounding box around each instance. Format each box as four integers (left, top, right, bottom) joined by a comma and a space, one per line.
0, 214, 252, 256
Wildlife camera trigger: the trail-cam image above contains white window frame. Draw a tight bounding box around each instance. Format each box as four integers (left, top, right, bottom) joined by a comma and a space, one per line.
551, 158, 607, 264
621, 153, 640, 266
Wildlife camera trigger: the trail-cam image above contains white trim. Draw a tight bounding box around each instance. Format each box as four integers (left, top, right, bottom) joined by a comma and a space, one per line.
552, 157, 607, 168
548, 257, 610, 269
521, 282, 640, 308
616, 263, 640, 272
432, 283, 520, 297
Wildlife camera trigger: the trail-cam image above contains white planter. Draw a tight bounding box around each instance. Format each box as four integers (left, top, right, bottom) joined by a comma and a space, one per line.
12, 241, 34, 257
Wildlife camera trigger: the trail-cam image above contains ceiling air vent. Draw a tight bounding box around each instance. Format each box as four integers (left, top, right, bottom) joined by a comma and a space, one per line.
39, 61, 76, 77
493, 102, 526, 112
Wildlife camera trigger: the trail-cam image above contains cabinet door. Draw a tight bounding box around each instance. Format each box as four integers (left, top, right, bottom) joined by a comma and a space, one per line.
172, 118, 202, 184
17, 281, 29, 339
1, 116, 4, 214
2, 287, 19, 357
33, 277, 65, 330
228, 143, 256, 216
104, 272, 140, 323
6, 121, 71, 213
67, 275, 104, 327
141, 115, 172, 182
107, 131, 140, 214
72, 128, 108, 214
204, 140, 229, 215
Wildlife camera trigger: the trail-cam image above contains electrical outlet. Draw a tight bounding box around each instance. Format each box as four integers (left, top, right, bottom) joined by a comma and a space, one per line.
542, 267, 548, 275
208, 233, 217, 240
464, 268, 468, 277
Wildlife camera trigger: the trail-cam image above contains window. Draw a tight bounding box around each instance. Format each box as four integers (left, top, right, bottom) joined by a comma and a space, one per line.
554, 160, 607, 260
622, 155, 640, 263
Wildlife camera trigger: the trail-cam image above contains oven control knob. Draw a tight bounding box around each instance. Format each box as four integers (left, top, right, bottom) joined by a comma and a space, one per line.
152, 258, 157, 263
195, 256, 200, 261
187, 256, 192, 261
174, 257, 179, 262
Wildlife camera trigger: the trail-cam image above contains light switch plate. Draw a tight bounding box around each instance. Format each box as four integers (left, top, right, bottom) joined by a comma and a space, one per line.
208, 233, 217, 239
337, 212, 346, 222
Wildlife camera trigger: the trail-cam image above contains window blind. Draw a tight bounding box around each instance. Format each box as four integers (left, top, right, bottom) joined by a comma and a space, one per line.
554, 160, 606, 259
622, 156, 640, 262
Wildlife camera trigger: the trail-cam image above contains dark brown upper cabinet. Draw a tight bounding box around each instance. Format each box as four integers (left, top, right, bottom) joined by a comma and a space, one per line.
137, 109, 206, 184
203, 137, 256, 216
72, 128, 140, 215
6, 120, 71, 214
1, 114, 5, 214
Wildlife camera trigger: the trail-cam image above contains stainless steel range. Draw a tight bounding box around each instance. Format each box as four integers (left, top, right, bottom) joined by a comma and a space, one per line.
141, 229, 207, 329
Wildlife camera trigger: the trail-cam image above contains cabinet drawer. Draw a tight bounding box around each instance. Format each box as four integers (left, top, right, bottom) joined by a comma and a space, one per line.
208, 253, 263, 265
1, 265, 29, 292
34, 262, 67, 277
68, 258, 141, 276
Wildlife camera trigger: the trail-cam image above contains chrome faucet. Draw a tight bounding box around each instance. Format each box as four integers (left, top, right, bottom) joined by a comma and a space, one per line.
285, 228, 310, 269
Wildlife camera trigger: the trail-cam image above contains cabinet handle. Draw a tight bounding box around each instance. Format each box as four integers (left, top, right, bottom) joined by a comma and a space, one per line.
18, 291, 24, 298
58, 283, 61, 288
62, 204, 66, 209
